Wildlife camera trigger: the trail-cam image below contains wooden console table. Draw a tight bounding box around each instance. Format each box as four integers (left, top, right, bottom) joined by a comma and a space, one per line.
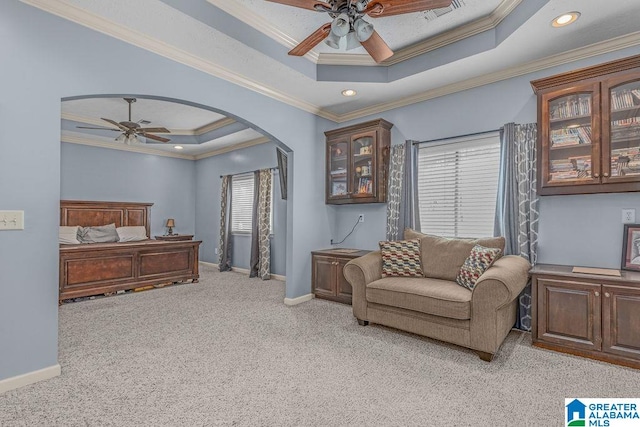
531, 264, 640, 369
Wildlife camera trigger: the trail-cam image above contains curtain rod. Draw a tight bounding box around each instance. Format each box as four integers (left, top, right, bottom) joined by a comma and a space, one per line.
412, 128, 502, 145
220, 166, 277, 179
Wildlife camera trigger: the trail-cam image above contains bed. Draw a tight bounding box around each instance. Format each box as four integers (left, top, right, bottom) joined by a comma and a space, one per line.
59, 200, 201, 302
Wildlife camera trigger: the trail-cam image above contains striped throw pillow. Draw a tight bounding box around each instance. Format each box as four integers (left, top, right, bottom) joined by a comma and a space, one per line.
456, 244, 502, 290
379, 239, 423, 277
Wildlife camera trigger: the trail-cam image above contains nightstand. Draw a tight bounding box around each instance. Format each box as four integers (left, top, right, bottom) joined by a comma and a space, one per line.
155, 234, 194, 241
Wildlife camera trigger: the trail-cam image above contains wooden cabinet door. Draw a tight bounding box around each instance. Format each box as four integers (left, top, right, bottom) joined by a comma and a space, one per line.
335, 257, 353, 302
350, 131, 377, 201
539, 82, 601, 194
327, 138, 351, 202
536, 278, 602, 351
602, 285, 640, 359
312, 255, 336, 298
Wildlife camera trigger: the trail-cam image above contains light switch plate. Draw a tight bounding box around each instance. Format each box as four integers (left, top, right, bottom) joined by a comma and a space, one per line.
0, 210, 24, 230
622, 209, 636, 224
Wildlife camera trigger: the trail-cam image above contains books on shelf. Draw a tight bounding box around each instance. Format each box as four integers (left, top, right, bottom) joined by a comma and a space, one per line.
611, 88, 640, 111
549, 155, 591, 180
551, 126, 592, 147
357, 177, 372, 194
611, 148, 640, 177
550, 96, 591, 120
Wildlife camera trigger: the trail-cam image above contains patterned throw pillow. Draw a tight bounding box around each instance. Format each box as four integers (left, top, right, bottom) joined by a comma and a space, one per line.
456, 244, 502, 290
379, 239, 423, 277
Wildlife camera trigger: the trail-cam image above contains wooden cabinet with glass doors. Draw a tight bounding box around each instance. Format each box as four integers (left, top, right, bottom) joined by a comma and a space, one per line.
532, 54, 640, 195
325, 119, 392, 204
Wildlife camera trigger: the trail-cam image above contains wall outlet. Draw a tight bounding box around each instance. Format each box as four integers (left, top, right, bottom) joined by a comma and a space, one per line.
358, 214, 364, 223
622, 209, 636, 224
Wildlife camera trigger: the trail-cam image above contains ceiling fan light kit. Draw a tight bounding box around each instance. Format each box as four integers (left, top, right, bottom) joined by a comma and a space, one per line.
269, 0, 453, 63
75, 97, 171, 144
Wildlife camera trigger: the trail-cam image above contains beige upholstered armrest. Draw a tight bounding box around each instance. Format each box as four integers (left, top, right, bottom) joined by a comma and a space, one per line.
343, 251, 382, 320
471, 255, 531, 310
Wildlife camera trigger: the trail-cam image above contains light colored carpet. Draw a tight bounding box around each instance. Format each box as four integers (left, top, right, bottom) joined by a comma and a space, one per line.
1, 264, 639, 426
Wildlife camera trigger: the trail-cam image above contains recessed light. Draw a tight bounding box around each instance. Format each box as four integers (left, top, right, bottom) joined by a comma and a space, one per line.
174, 145, 184, 150
342, 89, 357, 97
552, 12, 580, 27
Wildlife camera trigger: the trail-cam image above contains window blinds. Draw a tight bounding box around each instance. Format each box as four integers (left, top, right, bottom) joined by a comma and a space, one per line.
231, 172, 274, 234
416, 132, 501, 238
231, 173, 255, 233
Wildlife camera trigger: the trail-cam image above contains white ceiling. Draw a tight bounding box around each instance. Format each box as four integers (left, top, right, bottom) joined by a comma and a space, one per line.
28, 0, 640, 124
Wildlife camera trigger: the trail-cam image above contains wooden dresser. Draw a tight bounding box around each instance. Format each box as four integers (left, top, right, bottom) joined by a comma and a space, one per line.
531, 264, 640, 369
311, 249, 370, 304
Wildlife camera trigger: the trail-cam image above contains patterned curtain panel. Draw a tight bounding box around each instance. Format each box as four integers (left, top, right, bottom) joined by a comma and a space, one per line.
494, 122, 539, 331
386, 144, 406, 240
403, 140, 420, 232
250, 171, 261, 278
250, 169, 272, 280
219, 175, 233, 272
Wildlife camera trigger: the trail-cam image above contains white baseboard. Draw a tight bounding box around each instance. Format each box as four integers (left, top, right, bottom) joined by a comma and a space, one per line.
284, 293, 314, 306
0, 364, 61, 394
199, 261, 286, 281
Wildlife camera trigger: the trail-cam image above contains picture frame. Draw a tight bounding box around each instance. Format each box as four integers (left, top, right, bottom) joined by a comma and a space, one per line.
621, 224, 640, 271
275, 147, 288, 200
332, 181, 347, 196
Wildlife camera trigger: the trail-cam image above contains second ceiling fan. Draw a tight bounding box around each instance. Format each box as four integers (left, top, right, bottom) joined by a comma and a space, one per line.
269, 0, 453, 63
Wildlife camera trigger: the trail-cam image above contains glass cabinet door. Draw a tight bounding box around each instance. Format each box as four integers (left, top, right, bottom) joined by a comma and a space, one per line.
541, 83, 600, 189
351, 132, 376, 198
328, 139, 349, 199
602, 74, 640, 183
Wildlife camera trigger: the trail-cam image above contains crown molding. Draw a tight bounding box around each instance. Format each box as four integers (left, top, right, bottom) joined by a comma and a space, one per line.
386, 0, 522, 65
194, 117, 237, 135
335, 31, 640, 122
62, 131, 195, 159
194, 136, 270, 160
61, 112, 236, 136
22, 0, 336, 121
62, 131, 271, 160
206, 0, 320, 63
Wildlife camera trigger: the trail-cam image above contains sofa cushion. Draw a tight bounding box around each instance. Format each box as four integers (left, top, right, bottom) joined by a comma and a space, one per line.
379, 239, 423, 277
456, 244, 502, 290
404, 228, 505, 281
366, 277, 472, 320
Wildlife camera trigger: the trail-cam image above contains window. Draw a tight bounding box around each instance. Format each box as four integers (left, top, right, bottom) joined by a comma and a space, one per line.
416, 132, 501, 238
231, 173, 273, 234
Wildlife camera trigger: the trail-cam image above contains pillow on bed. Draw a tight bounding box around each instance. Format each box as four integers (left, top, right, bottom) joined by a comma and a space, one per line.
59, 226, 80, 244
78, 223, 119, 243
116, 226, 148, 242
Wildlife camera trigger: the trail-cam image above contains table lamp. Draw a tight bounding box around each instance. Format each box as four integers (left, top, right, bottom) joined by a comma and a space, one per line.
166, 218, 175, 235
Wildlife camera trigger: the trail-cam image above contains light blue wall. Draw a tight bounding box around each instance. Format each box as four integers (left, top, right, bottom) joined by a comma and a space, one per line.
60, 143, 196, 237
195, 142, 287, 276
325, 46, 640, 269
0, 1, 328, 382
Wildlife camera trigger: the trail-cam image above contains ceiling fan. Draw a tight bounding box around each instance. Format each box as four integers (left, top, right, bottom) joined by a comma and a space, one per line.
76, 98, 171, 144
269, 0, 453, 63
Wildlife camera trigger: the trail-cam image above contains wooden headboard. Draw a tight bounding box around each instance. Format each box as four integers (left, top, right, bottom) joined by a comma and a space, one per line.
60, 200, 153, 238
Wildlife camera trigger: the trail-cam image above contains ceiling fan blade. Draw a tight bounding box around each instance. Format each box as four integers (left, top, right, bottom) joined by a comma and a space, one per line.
289, 23, 332, 57
360, 30, 394, 63
266, 0, 328, 11
141, 133, 171, 143
366, 0, 453, 17
138, 127, 171, 134
101, 118, 129, 131
76, 126, 120, 131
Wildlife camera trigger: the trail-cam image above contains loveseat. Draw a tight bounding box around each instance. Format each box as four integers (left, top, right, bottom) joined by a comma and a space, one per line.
343, 229, 531, 361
